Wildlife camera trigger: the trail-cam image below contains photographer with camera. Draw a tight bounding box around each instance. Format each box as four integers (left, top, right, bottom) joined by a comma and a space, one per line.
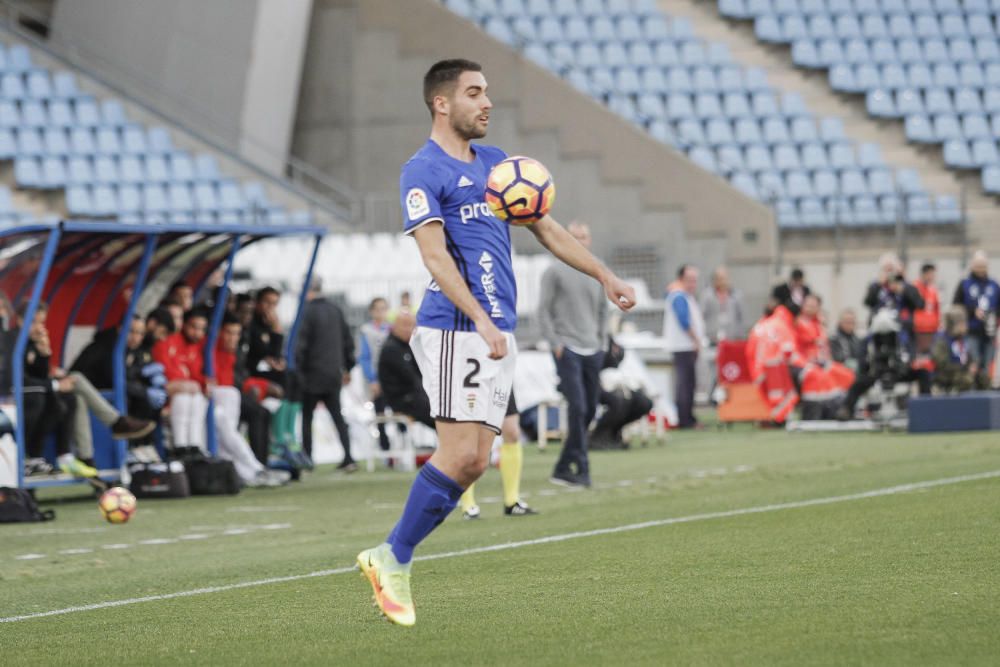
952, 251, 999, 387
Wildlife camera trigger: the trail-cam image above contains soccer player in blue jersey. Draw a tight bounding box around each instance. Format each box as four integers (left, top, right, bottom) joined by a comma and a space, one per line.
357, 59, 636, 627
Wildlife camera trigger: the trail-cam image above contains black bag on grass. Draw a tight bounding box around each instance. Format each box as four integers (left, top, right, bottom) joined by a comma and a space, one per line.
0, 487, 55, 522
129, 462, 191, 499
186, 458, 241, 495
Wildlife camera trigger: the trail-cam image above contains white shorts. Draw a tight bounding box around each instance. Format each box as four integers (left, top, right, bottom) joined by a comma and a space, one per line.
410, 326, 518, 434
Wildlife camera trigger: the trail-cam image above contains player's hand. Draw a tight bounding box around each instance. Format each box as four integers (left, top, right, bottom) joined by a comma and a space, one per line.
57, 376, 76, 392
603, 275, 637, 312
475, 318, 507, 360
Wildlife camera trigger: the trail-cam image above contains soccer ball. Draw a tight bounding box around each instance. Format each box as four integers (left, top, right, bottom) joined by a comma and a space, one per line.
485, 156, 556, 226
98, 487, 137, 524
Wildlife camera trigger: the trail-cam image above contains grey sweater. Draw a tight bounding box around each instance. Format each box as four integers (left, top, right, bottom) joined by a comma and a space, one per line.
537, 262, 607, 353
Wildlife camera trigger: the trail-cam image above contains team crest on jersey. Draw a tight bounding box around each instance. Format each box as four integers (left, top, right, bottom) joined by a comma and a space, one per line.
406, 188, 430, 221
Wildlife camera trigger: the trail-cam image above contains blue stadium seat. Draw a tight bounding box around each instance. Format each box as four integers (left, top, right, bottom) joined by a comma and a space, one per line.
592, 16, 617, 43
119, 155, 144, 184
971, 138, 1000, 166
949, 38, 977, 64
638, 67, 666, 94
743, 67, 770, 91
790, 117, 818, 143
100, 100, 127, 126
751, 91, 780, 117
626, 42, 654, 67
523, 43, 550, 67
807, 15, 835, 39
915, 14, 942, 39
967, 13, 994, 38
868, 168, 895, 196
786, 172, 813, 198
168, 183, 194, 214
855, 64, 882, 90
653, 42, 679, 66
745, 145, 773, 172
774, 144, 801, 170
774, 198, 798, 227
695, 93, 724, 119
692, 66, 719, 92
666, 67, 693, 94
866, 89, 897, 117
734, 118, 763, 145
14, 157, 42, 188
829, 143, 856, 168
577, 43, 601, 68
0, 72, 25, 100
562, 68, 592, 97
8, 45, 32, 72
20, 100, 47, 128
144, 155, 169, 183
169, 153, 196, 182
614, 68, 641, 95
896, 89, 924, 116
780, 92, 809, 117
15, 128, 43, 157
723, 92, 752, 118
856, 142, 884, 168
819, 117, 845, 143
906, 194, 935, 224
25, 70, 51, 99
717, 65, 745, 91
958, 62, 984, 87
791, 39, 823, 68
974, 37, 1000, 62
40, 156, 65, 189
982, 165, 1000, 193
95, 127, 122, 155
716, 145, 744, 174
120, 125, 147, 155
991, 112, 1000, 136
895, 168, 923, 194
637, 92, 666, 118
730, 172, 759, 198
0, 100, 18, 128
680, 43, 706, 67
843, 38, 872, 65
45, 100, 72, 128
904, 114, 936, 142
482, 16, 515, 44
42, 127, 68, 157
801, 142, 828, 169
66, 156, 93, 184
676, 119, 706, 145
862, 14, 889, 39
93, 155, 119, 184
942, 139, 976, 169
616, 16, 643, 42
91, 184, 116, 216
853, 195, 881, 225
66, 185, 93, 216
953, 88, 982, 114
52, 71, 78, 99
666, 93, 693, 120
589, 67, 613, 95
706, 43, 731, 65
755, 15, 783, 42
689, 146, 718, 172
608, 95, 640, 123
642, 15, 670, 41
932, 62, 960, 88
648, 120, 676, 145
897, 39, 923, 64
117, 184, 142, 214
142, 183, 169, 214
537, 17, 563, 42
829, 64, 858, 92
985, 89, 1000, 113
602, 43, 628, 68
812, 169, 838, 197
961, 113, 991, 139
934, 113, 963, 141
549, 0, 575, 17
798, 197, 828, 226
719, 0, 750, 18
840, 168, 868, 196
757, 171, 786, 199
74, 98, 101, 127
836, 15, 862, 39
924, 88, 953, 114
870, 39, 898, 65
68, 127, 94, 155
763, 117, 790, 144
881, 63, 908, 89
925, 39, 950, 63
935, 195, 961, 223
816, 38, 846, 67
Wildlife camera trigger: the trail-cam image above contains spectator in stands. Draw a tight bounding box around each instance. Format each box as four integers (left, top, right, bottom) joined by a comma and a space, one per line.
539, 222, 608, 486
830, 308, 863, 373
663, 264, 705, 430
153, 308, 211, 452
932, 306, 990, 393
771, 268, 810, 317
168, 281, 194, 312
952, 251, 999, 383
378, 311, 434, 429
12, 303, 82, 477
295, 278, 356, 470
214, 313, 289, 487
359, 296, 391, 451
700, 266, 746, 345
233, 293, 255, 329
913, 262, 941, 353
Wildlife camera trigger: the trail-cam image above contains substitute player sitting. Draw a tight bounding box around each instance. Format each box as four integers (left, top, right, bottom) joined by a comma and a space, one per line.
357, 58, 636, 627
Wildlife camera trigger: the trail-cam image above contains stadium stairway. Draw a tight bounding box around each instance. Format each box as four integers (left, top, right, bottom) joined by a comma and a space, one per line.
684, 0, 1000, 249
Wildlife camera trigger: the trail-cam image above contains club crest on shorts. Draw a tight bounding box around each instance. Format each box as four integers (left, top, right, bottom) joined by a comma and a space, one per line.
466, 393, 476, 410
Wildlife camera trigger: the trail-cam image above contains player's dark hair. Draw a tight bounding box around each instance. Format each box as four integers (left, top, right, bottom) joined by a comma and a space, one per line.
146, 307, 176, 333
183, 307, 210, 323
423, 59, 482, 118
170, 281, 191, 293
222, 312, 241, 327
790, 268, 804, 281
369, 297, 387, 311
676, 264, 692, 279
256, 286, 279, 303
921, 262, 936, 274
17, 300, 47, 320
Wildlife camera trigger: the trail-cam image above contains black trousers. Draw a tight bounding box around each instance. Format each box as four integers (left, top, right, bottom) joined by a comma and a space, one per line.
386, 392, 436, 430
240, 391, 272, 465
24, 390, 75, 458
672, 350, 698, 428
592, 388, 653, 446
301, 388, 351, 461
553, 349, 604, 476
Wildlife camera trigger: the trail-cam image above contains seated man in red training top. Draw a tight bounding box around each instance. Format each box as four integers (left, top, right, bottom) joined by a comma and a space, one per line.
213, 313, 289, 487
153, 308, 210, 451
794, 294, 829, 363
793, 294, 854, 418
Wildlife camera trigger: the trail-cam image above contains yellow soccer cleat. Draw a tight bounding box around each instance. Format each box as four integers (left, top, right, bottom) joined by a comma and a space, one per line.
357, 544, 415, 627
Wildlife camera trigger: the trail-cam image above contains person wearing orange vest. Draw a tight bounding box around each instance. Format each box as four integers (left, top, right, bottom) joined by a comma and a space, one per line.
746, 303, 799, 423
912, 262, 941, 354
793, 295, 855, 418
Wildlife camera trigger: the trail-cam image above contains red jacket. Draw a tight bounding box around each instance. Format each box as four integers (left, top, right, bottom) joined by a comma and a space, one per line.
153, 332, 206, 387
215, 343, 236, 388
913, 279, 940, 334
794, 315, 827, 363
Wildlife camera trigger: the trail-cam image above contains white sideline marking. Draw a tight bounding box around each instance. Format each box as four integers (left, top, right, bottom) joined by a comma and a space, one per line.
2, 469, 998, 624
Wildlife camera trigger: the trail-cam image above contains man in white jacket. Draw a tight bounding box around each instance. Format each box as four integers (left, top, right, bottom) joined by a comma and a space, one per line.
663, 265, 706, 429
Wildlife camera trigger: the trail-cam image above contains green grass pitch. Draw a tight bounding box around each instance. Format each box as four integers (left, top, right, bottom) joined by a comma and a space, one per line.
2, 427, 999, 666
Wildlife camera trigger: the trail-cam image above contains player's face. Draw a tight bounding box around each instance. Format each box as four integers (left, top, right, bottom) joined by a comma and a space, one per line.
221, 323, 242, 353
182, 316, 207, 344
126, 318, 145, 350
447, 71, 491, 140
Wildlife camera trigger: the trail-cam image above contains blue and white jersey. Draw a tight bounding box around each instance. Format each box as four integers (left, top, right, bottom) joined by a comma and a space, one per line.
400, 139, 517, 332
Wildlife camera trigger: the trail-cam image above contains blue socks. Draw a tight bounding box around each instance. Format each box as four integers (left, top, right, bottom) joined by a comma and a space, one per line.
387, 463, 464, 564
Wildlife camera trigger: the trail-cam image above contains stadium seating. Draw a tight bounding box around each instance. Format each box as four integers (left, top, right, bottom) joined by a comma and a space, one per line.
440, 0, 955, 228
719, 0, 1000, 199
0, 40, 307, 226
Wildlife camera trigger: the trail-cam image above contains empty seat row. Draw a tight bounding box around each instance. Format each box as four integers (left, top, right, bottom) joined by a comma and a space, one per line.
0, 125, 175, 159
529, 39, 731, 70
662, 116, 875, 149
482, 12, 696, 45
447, 0, 660, 20
774, 193, 962, 228
569, 64, 772, 96
0, 97, 126, 129
66, 181, 261, 217
633, 91, 841, 121
830, 61, 1000, 92
904, 113, 1000, 143
0, 69, 80, 102
791, 36, 1000, 69
13, 153, 224, 189
113, 209, 313, 227
701, 142, 890, 173
942, 138, 1000, 168
699, 165, 911, 198
865, 87, 1000, 117
723, 0, 1000, 19
755, 12, 998, 43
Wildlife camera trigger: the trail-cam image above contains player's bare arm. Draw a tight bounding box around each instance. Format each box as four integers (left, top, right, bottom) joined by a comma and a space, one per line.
528, 215, 637, 311
412, 221, 508, 359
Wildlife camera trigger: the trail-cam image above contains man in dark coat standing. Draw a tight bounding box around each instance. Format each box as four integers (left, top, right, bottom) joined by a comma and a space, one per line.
295, 278, 356, 470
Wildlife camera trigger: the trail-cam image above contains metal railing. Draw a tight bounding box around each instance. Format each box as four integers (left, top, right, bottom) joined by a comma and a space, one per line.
0, 0, 360, 226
